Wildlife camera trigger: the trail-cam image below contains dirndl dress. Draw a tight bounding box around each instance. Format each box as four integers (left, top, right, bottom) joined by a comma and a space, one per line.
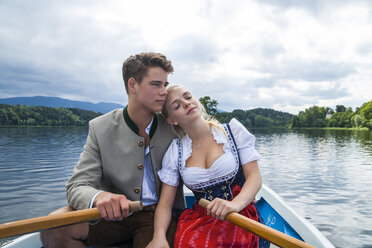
166, 121, 260, 248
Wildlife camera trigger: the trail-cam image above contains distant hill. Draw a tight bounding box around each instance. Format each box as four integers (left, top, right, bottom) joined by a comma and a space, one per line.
0, 104, 101, 126
0, 96, 124, 114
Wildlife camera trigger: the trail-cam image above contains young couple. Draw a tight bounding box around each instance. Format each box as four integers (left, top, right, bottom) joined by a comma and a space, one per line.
40, 52, 262, 248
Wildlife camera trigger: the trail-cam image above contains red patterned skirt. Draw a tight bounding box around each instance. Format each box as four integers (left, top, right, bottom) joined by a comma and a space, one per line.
175, 187, 259, 248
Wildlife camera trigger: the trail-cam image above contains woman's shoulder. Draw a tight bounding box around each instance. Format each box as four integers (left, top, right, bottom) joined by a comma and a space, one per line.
227, 118, 255, 140
228, 118, 244, 128
225, 118, 249, 135
168, 138, 181, 149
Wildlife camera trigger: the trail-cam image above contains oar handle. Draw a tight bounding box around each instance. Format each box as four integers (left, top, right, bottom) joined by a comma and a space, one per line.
199, 198, 315, 248
0, 201, 143, 239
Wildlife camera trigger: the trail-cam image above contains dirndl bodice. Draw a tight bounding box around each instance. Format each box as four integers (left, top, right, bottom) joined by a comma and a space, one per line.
176, 123, 246, 202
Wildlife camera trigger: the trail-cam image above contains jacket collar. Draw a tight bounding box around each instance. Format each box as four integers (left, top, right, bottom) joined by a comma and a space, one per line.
123, 106, 158, 138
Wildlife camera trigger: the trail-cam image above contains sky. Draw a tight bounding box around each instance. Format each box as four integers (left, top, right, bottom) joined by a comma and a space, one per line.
0, 0, 371, 114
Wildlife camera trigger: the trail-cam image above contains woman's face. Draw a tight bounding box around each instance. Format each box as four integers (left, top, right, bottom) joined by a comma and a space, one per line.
165, 86, 202, 126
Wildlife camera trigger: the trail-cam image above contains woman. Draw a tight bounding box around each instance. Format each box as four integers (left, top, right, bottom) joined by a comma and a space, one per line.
147, 85, 262, 248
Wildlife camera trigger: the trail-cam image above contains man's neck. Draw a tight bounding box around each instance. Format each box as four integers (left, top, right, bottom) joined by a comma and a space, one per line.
127, 103, 154, 133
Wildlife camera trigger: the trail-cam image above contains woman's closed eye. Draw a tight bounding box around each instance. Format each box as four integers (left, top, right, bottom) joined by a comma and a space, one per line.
172, 102, 180, 110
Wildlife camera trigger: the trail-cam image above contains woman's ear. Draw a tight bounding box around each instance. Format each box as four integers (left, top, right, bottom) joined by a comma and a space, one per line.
128, 78, 137, 95
166, 117, 178, 126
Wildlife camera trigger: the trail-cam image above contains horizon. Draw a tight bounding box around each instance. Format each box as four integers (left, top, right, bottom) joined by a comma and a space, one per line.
1, 95, 369, 115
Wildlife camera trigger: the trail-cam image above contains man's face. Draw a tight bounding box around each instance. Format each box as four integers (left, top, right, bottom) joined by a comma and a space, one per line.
134, 67, 169, 113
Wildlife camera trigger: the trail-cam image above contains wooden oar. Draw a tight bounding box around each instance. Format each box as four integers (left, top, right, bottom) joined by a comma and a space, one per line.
199, 198, 314, 248
0, 201, 143, 239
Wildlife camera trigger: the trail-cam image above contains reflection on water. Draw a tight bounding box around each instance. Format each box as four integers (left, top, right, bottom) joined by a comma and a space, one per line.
0, 127, 88, 224
0, 127, 371, 247
253, 128, 372, 248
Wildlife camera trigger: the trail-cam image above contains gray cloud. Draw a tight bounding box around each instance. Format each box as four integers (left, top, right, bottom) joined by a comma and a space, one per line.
166, 34, 219, 65
258, 0, 322, 10
264, 59, 356, 82
0, 0, 371, 114
298, 82, 349, 99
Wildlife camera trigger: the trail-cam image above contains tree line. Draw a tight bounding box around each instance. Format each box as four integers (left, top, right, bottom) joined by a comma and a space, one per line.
199, 96, 372, 130
289, 101, 372, 130
0, 104, 101, 126
1, 100, 294, 128
2, 98, 370, 130
199, 97, 294, 128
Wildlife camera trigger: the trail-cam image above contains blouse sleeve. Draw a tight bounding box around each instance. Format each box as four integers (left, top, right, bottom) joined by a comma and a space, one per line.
229, 118, 261, 165
158, 139, 180, 186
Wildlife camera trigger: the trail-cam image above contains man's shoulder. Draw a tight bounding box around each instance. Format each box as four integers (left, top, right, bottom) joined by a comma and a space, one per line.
155, 113, 177, 138
90, 108, 124, 126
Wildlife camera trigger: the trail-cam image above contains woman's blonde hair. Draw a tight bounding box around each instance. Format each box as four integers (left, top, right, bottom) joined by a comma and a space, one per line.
162, 85, 225, 139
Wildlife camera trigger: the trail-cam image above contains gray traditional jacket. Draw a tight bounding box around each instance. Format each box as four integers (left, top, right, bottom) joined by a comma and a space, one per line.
66, 108, 185, 214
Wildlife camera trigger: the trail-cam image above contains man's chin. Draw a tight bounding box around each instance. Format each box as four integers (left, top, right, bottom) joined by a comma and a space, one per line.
151, 106, 163, 113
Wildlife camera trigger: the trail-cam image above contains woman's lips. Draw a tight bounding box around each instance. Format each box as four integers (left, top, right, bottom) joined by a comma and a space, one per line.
187, 107, 196, 115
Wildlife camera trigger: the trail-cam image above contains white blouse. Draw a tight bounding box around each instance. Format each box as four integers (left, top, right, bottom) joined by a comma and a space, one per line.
158, 118, 261, 188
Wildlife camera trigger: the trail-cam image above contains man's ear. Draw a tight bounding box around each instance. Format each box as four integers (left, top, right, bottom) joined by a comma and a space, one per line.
128, 78, 137, 95
166, 117, 178, 126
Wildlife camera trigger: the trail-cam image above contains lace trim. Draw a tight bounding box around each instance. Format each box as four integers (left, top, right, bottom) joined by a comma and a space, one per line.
177, 123, 240, 190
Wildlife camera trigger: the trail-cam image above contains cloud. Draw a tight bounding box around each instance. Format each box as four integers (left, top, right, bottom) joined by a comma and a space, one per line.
275, 60, 356, 82
166, 34, 219, 65
0, 0, 371, 114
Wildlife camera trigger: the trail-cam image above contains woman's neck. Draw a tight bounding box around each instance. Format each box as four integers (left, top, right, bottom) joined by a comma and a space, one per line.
184, 118, 210, 141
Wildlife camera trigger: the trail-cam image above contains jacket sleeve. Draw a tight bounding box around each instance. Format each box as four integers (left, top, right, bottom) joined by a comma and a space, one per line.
66, 121, 103, 210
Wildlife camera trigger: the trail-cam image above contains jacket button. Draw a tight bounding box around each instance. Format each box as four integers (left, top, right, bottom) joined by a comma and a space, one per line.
138, 164, 144, 170
134, 188, 140, 194
138, 141, 144, 147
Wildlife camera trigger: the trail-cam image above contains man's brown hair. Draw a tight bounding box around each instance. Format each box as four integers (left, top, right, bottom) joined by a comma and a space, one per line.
122, 52, 174, 93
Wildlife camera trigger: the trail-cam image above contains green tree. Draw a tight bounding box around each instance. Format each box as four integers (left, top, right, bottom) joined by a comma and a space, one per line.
0, 104, 101, 126
199, 96, 218, 116
336, 105, 346, 113
359, 100, 372, 130
360, 101, 372, 120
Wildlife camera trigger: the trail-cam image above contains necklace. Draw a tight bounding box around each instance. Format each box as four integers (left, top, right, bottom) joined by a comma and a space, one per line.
192, 132, 211, 149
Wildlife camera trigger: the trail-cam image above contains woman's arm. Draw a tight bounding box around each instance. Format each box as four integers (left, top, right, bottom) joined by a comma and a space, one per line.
207, 160, 262, 220
146, 183, 178, 248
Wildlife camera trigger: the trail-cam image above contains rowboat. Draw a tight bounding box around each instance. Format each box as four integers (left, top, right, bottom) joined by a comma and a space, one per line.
0, 184, 334, 248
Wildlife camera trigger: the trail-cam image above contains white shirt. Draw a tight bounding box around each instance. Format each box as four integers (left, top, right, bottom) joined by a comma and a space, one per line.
158, 118, 261, 188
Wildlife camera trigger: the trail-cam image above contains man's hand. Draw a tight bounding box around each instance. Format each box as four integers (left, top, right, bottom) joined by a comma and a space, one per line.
93, 192, 130, 221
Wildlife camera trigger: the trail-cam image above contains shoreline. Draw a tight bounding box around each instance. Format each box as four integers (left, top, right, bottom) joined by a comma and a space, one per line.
291, 127, 369, 131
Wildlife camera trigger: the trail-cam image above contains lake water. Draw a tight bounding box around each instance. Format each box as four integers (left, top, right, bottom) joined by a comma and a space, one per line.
0, 127, 371, 247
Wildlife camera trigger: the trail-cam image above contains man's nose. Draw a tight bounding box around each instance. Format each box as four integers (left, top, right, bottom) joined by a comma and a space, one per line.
159, 85, 167, 95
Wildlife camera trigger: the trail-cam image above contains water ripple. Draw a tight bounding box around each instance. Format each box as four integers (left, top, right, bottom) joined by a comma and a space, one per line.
1, 127, 371, 247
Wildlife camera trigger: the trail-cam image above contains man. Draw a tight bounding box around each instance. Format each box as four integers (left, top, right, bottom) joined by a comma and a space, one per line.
41, 52, 185, 248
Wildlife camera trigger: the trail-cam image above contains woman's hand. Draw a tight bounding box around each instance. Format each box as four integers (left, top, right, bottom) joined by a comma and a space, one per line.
146, 236, 170, 248
207, 198, 242, 220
